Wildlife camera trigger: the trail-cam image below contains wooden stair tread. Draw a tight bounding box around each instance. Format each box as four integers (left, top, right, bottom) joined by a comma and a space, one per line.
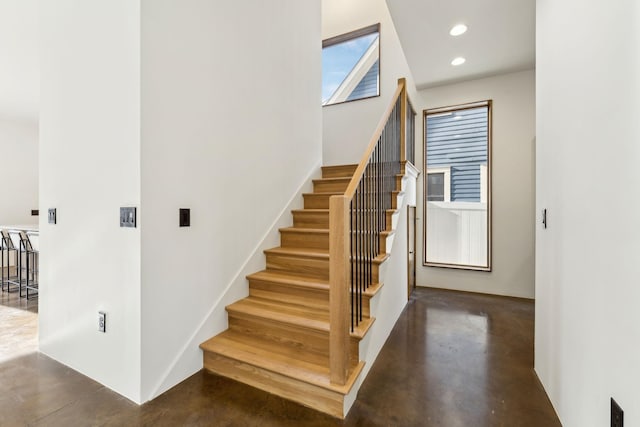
248, 270, 329, 291
265, 246, 329, 259
352, 253, 389, 264
250, 270, 383, 296
291, 209, 329, 213
279, 227, 329, 234
227, 297, 375, 338
313, 177, 352, 183
303, 192, 343, 196
227, 297, 330, 331
200, 330, 363, 394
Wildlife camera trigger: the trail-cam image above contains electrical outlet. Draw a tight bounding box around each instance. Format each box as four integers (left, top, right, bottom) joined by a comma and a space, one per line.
611, 398, 623, 427
31, 209, 39, 216
98, 311, 106, 333
48, 208, 56, 224
120, 207, 136, 228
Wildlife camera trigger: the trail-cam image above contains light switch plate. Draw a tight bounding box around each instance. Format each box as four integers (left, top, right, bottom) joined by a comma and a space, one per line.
179, 208, 190, 227
120, 207, 136, 228
98, 311, 106, 333
48, 208, 56, 224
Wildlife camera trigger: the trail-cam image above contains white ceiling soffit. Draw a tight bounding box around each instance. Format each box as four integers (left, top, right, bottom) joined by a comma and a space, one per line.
386, 0, 535, 90
0, 0, 39, 122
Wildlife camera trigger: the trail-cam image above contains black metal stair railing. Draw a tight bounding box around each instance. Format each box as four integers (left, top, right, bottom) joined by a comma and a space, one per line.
349, 96, 401, 330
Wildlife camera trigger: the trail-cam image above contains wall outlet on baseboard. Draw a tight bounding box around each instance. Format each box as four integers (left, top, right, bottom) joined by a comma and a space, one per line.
98, 311, 106, 333
611, 398, 623, 427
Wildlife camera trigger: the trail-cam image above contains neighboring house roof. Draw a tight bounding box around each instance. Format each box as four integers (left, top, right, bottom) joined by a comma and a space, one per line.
324, 36, 380, 105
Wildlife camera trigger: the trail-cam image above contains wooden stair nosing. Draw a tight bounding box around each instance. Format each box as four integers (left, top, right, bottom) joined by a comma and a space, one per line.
321, 164, 358, 179
264, 246, 329, 259
279, 227, 329, 235
249, 270, 383, 298
247, 271, 329, 292
313, 177, 352, 184
226, 298, 330, 332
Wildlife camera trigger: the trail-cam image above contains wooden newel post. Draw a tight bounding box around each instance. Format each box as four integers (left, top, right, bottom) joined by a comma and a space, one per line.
329, 195, 350, 385
398, 77, 407, 162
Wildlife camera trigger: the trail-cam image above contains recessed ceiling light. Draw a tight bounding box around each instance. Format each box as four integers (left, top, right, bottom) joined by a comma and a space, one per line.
451, 57, 466, 66
450, 24, 467, 36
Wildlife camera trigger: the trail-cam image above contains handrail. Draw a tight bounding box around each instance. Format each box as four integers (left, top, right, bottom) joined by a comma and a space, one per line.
328, 78, 416, 386
343, 81, 405, 199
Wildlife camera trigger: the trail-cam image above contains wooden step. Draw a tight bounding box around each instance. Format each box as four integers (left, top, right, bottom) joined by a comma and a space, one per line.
225, 297, 372, 357
292, 208, 397, 230
264, 247, 329, 280
247, 270, 382, 317
279, 227, 329, 250
313, 177, 352, 193
228, 297, 374, 341
321, 164, 358, 179
395, 174, 405, 190
248, 270, 329, 310
303, 192, 341, 209
201, 330, 365, 418
392, 191, 405, 209
292, 209, 329, 229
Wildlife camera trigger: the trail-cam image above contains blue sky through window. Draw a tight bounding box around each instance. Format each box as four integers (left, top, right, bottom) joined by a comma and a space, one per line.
322, 33, 378, 103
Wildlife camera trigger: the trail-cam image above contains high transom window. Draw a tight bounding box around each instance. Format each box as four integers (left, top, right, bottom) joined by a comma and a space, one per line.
322, 24, 380, 106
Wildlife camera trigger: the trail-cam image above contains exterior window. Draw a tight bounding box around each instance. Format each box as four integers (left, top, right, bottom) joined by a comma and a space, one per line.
423, 101, 492, 271
427, 173, 444, 201
322, 24, 380, 106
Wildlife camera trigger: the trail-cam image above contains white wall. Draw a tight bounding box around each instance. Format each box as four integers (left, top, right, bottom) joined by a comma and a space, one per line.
39, 0, 142, 403
416, 70, 536, 298
139, 0, 322, 401
322, 0, 417, 166
536, 0, 640, 425
0, 119, 38, 224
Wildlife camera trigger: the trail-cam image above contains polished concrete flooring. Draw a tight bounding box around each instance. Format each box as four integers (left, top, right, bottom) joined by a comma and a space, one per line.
0, 287, 560, 426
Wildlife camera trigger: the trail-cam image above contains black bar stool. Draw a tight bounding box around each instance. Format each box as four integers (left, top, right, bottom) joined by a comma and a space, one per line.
1, 229, 20, 293
18, 231, 38, 299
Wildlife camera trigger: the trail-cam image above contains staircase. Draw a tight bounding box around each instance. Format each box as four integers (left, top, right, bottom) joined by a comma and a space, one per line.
200, 163, 405, 418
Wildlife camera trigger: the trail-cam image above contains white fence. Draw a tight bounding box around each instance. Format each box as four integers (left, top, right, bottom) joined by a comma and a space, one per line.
425, 201, 487, 266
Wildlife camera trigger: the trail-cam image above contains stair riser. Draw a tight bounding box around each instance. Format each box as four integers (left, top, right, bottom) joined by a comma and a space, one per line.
350, 263, 382, 284
249, 280, 329, 310
303, 194, 332, 209
395, 175, 404, 190
280, 231, 329, 250
203, 352, 346, 419
228, 312, 362, 366
313, 180, 350, 193
266, 253, 329, 280
386, 211, 396, 228
292, 212, 330, 229
228, 312, 331, 362
322, 165, 357, 179
392, 192, 402, 209
249, 279, 373, 317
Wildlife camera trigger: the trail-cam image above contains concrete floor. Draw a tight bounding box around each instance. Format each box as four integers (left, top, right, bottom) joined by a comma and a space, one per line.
0, 287, 560, 426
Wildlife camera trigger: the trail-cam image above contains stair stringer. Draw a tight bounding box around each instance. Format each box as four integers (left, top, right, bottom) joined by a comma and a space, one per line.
343, 167, 419, 415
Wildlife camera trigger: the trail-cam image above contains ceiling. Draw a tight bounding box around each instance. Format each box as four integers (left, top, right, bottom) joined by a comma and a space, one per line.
0, 0, 39, 122
0, 0, 534, 121
386, 0, 535, 89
